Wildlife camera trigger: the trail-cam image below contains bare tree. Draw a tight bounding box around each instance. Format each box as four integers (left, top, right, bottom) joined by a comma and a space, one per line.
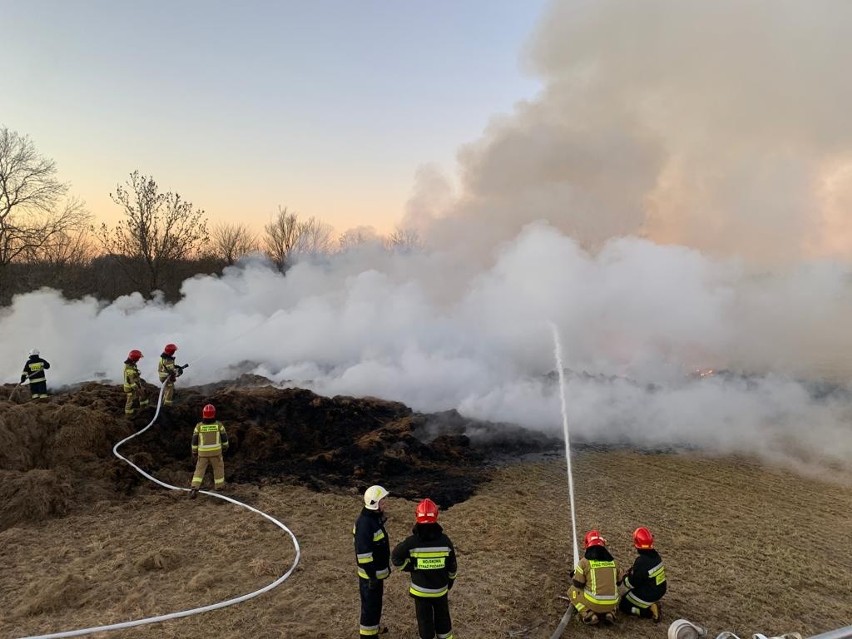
263, 206, 302, 270
0, 127, 89, 291
296, 216, 335, 257
101, 171, 208, 296
385, 226, 422, 253
210, 221, 257, 265
338, 225, 382, 252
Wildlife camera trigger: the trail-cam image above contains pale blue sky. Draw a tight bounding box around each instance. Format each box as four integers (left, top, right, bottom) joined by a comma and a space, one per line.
2, 0, 548, 233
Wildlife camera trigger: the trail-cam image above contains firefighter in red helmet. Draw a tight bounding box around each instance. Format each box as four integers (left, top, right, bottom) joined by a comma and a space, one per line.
158, 343, 187, 406
392, 498, 458, 639
618, 527, 667, 623
123, 349, 149, 415
188, 403, 229, 499
568, 530, 620, 625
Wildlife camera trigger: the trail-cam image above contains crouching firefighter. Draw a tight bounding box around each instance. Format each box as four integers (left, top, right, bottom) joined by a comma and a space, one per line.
353, 485, 391, 636
392, 498, 458, 639
618, 526, 667, 623
569, 530, 620, 625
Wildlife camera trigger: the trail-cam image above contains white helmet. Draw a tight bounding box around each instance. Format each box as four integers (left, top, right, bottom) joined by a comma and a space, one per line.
28, 348, 39, 357
363, 485, 389, 510
668, 620, 707, 639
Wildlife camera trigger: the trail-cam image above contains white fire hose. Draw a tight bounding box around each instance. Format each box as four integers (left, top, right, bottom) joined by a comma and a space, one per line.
18, 382, 301, 639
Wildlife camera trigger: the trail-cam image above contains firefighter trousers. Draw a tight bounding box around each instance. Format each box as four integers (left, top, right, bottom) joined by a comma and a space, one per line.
29, 380, 48, 399
414, 595, 454, 639
192, 454, 225, 489
124, 387, 148, 414
358, 577, 384, 636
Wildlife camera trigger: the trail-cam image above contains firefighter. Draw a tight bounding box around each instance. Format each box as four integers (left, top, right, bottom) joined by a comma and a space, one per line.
189, 403, 229, 498
353, 485, 391, 637
123, 350, 149, 415
21, 349, 51, 400
568, 530, 620, 625
618, 526, 667, 623
392, 498, 458, 639
157, 343, 185, 406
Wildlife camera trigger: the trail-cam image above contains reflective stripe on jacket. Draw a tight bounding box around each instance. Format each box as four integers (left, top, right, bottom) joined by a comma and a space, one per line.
22, 357, 50, 383
572, 547, 620, 612
392, 523, 457, 598
158, 354, 177, 382
353, 508, 391, 580
123, 361, 140, 392
623, 548, 667, 604
191, 420, 229, 457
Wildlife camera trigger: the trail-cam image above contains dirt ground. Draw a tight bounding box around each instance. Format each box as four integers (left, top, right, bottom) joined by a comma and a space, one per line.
1, 382, 850, 639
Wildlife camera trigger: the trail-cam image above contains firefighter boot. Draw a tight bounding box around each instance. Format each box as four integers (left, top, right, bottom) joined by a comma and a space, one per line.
649, 602, 662, 623
188, 488, 199, 499
579, 610, 599, 625
603, 611, 617, 625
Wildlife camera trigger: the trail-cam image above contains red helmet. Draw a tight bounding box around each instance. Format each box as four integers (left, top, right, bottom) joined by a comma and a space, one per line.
164, 343, 177, 355
584, 530, 606, 548
415, 498, 439, 524
202, 404, 216, 419
633, 526, 654, 549
128, 349, 143, 361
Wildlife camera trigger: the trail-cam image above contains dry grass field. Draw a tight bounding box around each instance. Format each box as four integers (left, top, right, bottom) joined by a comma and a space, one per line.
2, 449, 850, 639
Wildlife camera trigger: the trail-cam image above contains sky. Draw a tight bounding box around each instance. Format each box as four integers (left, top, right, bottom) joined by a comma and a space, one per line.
1, 0, 546, 234
3, 0, 852, 481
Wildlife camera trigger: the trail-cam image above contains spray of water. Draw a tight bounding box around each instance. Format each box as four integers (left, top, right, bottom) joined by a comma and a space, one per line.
550, 321, 580, 567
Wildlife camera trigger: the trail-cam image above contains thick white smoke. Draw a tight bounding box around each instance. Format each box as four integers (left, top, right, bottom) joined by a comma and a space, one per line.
2, 0, 852, 480
2, 225, 851, 479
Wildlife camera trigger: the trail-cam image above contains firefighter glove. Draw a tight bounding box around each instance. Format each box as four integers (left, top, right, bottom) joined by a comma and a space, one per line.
20, 375, 26, 383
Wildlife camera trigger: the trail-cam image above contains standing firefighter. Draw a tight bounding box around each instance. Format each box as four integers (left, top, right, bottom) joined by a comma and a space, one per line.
619, 526, 667, 623
568, 530, 620, 625
353, 485, 391, 637
392, 498, 458, 639
157, 343, 186, 406
21, 349, 51, 400
189, 403, 229, 498
123, 350, 148, 415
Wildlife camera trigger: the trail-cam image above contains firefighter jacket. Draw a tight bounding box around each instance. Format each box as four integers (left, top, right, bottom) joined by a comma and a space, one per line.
623, 548, 667, 603
353, 507, 391, 581
123, 360, 142, 392
21, 356, 50, 384
571, 546, 619, 613
191, 419, 229, 457
392, 522, 457, 598
158, 353, 179, 382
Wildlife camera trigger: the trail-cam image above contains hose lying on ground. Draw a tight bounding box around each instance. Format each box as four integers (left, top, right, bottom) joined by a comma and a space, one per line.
18, 383, 302, 639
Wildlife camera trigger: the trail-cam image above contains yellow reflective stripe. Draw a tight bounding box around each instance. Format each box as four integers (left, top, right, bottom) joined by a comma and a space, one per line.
373, 530, 385, 541
410, 584, 448, 598
626, 591, 652, 607
357, 568, 390, 579
358, 553, 374, 564
411, 551, 450, 558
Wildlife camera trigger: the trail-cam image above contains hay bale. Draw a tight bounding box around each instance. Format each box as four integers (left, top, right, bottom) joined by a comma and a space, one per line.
0, 469, 74, 530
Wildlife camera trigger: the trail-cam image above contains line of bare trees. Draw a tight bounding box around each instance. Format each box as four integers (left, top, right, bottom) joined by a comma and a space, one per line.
0, 126, 421, 305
